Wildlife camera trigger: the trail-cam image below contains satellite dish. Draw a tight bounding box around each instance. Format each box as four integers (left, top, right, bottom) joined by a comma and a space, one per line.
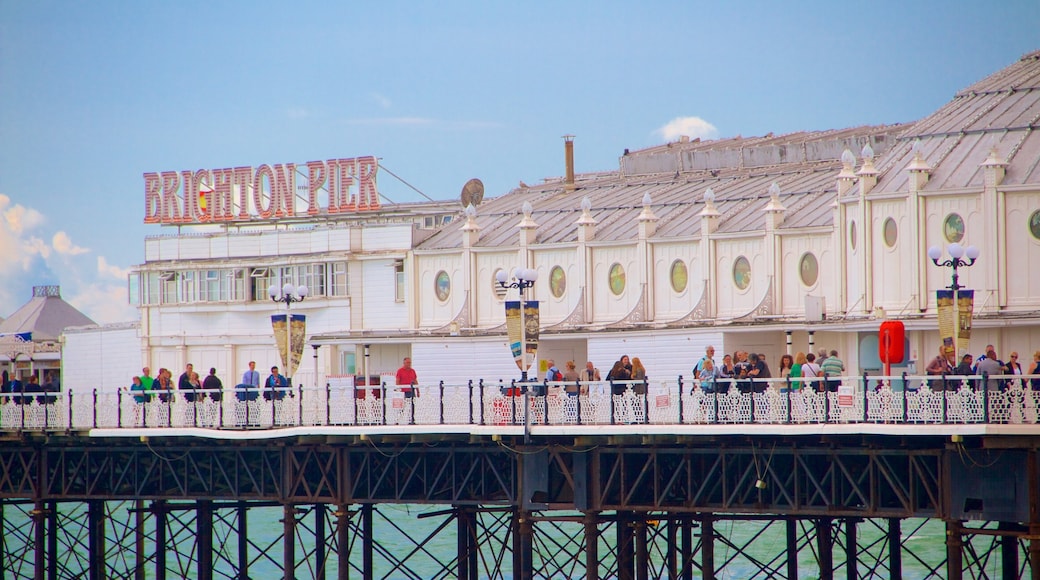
460, 178, 484, 207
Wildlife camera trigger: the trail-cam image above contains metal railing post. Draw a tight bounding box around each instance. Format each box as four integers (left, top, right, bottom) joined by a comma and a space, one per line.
678, 375, 684, 424
93, 388, 99, 429
610, 381, 616, 425
902, 372, 909, 423
438, 380, 444, 425
862, 373, 869, 423
785, 376, 792, 424
118, 389, 123, 428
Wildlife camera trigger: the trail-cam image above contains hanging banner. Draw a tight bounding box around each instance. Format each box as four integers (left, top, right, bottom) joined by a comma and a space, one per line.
524, 301, 539, 371
936, 290, 973, 355
505, 301, 523, 370
271, 314, 307, 377
504, 300, 540, 372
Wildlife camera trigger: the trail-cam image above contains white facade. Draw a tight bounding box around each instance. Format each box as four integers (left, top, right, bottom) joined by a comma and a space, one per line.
64, 52, 1040, 390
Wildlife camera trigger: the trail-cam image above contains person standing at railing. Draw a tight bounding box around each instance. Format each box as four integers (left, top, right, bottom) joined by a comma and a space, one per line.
139, 367, 154, 398
802, 353, 821, 391
562, 361, 581, 396
696, 358, 717, 394
733, 351, 752, 393
178, 364, 196, 402
715, 354, 734, 393
203, 368, 223, 402
789, 352, 806, 392
747, 353, 771, 393
926, 346, 953, 391
631, 358, 647, 395
607, 360, 631, 395
973, 348, 1002, 391
1003, 352, 1023, 378
264, 366, 288, 401
395, 357, 419, 398
239, 361, 261, 402
155, 369, 172, 402
820, 350, 845, 392
130, 375, 148, 404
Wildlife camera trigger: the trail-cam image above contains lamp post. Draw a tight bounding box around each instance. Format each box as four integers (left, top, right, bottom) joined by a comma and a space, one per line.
268, 282, 308, 385
927, 242, 979, 357
496, 267, 538, 381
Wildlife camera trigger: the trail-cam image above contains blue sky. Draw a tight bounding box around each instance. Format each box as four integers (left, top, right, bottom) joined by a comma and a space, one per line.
1, 0, 1037, 323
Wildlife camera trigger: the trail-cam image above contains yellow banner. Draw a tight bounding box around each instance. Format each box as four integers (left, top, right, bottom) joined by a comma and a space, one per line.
937, 290, 973, 355
272, 314, 307, 377
505, 301, 523, 370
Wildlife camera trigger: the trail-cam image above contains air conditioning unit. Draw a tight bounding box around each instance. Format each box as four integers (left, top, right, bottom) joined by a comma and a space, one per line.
805, 296, 826, 322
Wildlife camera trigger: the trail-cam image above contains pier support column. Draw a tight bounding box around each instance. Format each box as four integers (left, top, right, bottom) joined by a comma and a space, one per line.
999, 522, 1018, 580
456, 506, 477, 580
844, 518, 857, 580
135, 500, 146, 580
154, 501, 168, 580
512, 509, 534, 580
46, 500, 57, 580
362, 504, 374, 580
335, 504, 350, 580
665, 517, 677, 579
32, 500, 46, 580
197, 500, 213, 580
700, 514, 715, 580
283, 504, 296, 580
634, 513, 648, 580
681, 515, 693, 580
887, 518, 902, 579
237, 503, 248, 580
617, 511, 634, 580
315, 504, 326, 580
584, 511, 600, 580
816, 518, 833, 580
1029, 451, 1040, 580
946, 520, 963, 580
786, 518, 798, 580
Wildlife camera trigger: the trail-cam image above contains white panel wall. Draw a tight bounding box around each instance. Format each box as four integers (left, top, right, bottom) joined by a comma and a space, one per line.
62, 324, 142, 393
534, 248, 581, 324
474, 251, 518, 327
590, 246, 639, 323
871, 200, 911, 308
278, 230, 311, 254
228, 232, 262, 257
411, 338, 521, 386
1006, 191, 1040, 307
715, 238, 764, 318
844, 206, 863, 314
587, 330, 724, 382
653, 241, 699, 319
417, 253, 464, 327
361, 259, 408, 329
923, 194, 986, 308
780, 233, 830, 314
363, 224, 414, 251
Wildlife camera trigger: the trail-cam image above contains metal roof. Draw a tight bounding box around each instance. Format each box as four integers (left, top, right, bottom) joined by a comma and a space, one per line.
0, 286, 96, 341
419, 50, 1040, 252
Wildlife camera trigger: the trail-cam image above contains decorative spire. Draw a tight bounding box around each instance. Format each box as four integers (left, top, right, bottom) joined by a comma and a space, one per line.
698, 187, 720, 218
576, 195, 597, 241
763, 182, 786, 212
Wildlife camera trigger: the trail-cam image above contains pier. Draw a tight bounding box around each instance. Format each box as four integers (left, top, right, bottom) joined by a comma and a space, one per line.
2, 374, 1039, 579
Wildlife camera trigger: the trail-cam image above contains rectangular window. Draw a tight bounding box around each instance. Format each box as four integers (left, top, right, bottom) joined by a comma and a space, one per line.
145, 273, 160, 305
180, 271, 195, 303
250, 268, 270, 302
201, 270, 220, 302
128, 273, 141, 306
229, 269, 246, 301
161, 273, 178, 304
330, 262, 348, 297
395, 261, 405, 302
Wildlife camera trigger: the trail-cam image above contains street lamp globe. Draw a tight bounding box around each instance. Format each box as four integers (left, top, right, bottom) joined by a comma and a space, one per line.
965, 245, 980, 261
948, 243, 964, 260
282, 282, 295, 298
268, 285, 280, 299
495, 269, 508, 285
927, 246, 942, 261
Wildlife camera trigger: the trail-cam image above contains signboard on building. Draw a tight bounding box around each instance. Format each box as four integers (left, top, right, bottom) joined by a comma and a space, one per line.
144, 156, 381, 225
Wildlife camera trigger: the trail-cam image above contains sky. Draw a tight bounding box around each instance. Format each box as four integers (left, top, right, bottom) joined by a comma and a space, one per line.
0, 0, 1037, 324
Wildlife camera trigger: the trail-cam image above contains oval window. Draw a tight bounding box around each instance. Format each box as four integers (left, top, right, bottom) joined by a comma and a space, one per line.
670, 259, 688, 293
883, 217, 898, 247
850, 220, 857, 250
943, 213, 965, 243
799, 252, 819, 287
608, 263, 626, 296
434, 271, 451, 302
549, 266, 566, 298
732, 256, 751, 290
1029, 210, 1040, 241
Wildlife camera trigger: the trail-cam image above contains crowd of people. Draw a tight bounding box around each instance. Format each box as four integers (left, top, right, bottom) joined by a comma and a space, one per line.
0, 370, 61, 404
925, 345, 1040, 391
127, 361, 292, 404
690, 345, 847, 394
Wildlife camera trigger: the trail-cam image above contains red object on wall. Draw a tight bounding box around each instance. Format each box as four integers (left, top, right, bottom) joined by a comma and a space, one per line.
879, 320, 906, 364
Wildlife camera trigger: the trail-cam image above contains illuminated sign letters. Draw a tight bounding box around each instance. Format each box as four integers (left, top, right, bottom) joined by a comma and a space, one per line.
144, 156, 380, 224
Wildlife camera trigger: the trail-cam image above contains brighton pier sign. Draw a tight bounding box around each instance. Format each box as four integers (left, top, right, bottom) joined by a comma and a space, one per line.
144, 156, 380, 225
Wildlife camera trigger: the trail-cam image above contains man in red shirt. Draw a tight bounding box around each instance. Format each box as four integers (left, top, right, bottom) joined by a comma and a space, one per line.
395, 357, 419, 398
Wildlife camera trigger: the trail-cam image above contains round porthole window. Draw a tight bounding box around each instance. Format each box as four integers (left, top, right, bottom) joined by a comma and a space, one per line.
434, 271, 451, 302
1029, 210, 1040, 241
549, 266, 566, 298
799, 252, 819, 287
732, 256, 751, 290
608, 263, 626, 296
670, 259, 688, 293
883, 217, 898, 247
943, 213, 965, 243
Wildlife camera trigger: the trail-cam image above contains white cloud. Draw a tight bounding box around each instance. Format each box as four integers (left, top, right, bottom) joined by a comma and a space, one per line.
65, 282, 137, 325
655, 116, 719, 142
370, 92, 392, 109
1, 193, 45, 235
53, 231, 89, 255
98, 255, 129, 279
287, 107, 310, 119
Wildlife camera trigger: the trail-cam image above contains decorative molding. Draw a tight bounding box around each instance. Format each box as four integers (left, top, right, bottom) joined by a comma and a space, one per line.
605, 285, 648, 329
543, 287, 587, 331
431, 291, 471, 335
664, 280, 712, 327
731, 278, 774, 323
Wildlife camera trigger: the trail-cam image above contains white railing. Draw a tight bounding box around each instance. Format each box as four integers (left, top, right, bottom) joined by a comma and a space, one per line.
1, 374, 1039, 432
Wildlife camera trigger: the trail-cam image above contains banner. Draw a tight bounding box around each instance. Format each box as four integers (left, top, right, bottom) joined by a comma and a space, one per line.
505, 300, 539, 372
271, 313, 307, 377
936, 289, 973, 355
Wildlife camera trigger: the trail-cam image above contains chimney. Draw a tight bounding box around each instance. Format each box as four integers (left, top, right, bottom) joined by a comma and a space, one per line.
563, 135, 575, 191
